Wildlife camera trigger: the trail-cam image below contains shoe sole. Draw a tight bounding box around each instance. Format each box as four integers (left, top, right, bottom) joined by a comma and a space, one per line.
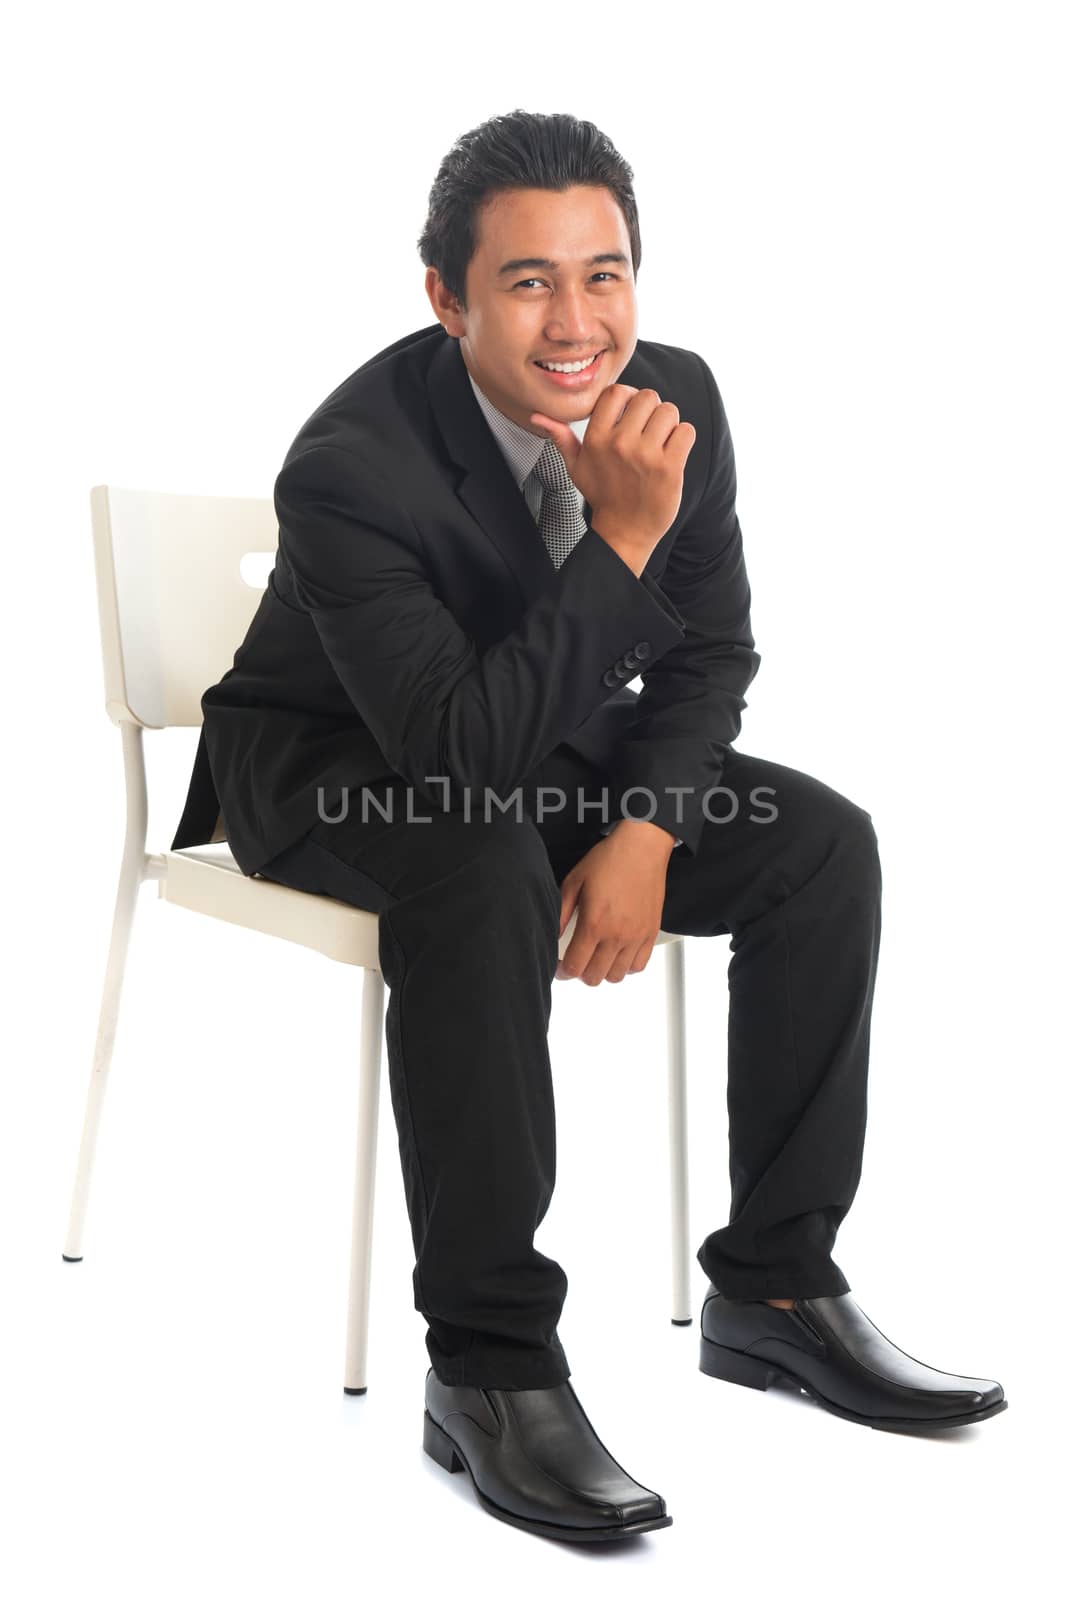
421, 1408, 674, 1541
699, 1335, 1008, 1434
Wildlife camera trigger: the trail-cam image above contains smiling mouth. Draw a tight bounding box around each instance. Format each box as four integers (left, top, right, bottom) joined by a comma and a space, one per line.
533, 349, 606, 372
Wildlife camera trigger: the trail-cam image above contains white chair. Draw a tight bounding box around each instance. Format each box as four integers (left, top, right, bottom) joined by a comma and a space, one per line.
64, 484, 693, 1395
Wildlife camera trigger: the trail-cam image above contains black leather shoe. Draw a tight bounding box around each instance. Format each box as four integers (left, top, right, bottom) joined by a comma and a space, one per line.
422, 1368, 673, 1541
700, 1287, 1007, 1434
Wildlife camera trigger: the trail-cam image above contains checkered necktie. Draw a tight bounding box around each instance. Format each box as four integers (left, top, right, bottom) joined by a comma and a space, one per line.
531, 439, 587, 568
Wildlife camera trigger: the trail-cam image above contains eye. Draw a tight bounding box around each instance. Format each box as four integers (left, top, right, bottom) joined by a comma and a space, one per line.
514, 273, 618, 289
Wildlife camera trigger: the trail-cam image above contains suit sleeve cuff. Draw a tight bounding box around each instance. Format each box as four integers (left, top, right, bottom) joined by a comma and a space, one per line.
582, 525, 686, 634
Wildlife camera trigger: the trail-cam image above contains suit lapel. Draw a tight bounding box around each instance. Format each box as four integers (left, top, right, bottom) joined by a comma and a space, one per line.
425, 333, 609, 608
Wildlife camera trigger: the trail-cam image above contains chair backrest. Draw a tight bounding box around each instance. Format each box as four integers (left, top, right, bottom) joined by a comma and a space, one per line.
90, 484, 276, 729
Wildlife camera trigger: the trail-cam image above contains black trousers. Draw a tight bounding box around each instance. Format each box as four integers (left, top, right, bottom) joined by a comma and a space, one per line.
257, 744, 882, 1390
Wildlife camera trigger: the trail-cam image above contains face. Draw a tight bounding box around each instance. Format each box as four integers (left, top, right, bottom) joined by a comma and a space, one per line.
424, 184, 638, 435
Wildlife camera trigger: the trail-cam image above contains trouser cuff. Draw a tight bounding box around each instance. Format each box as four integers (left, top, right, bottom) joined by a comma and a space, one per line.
698, 1248, 851, 1302
428, 1338, 572, 1391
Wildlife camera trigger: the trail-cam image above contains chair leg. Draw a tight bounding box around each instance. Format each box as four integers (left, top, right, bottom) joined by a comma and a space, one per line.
664, 939, 692, 1325
344, 966, 385, 1395
63, 835, 146, 1263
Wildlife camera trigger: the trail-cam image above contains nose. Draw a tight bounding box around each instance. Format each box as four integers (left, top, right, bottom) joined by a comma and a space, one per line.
543, 283, 602, 346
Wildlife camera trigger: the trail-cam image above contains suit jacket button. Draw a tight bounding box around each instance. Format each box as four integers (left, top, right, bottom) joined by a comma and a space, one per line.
634, 641, 652, 660
603, 668, 620, 687
622, 650, 639, 669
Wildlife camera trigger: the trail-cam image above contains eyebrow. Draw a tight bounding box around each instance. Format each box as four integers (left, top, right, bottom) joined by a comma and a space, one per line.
495, 252, 631, 278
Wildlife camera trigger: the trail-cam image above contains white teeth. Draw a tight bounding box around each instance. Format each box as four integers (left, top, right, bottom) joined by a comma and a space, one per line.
538, 354, 598, 373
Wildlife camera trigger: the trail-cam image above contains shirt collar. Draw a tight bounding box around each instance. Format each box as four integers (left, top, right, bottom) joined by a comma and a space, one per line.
465, 363, 590, 490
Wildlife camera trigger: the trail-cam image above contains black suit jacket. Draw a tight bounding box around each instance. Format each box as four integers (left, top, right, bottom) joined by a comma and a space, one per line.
170, 322, 760, 876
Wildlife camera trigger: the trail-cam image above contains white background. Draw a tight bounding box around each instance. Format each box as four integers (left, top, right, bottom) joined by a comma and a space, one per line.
2, 1, 1083, 1593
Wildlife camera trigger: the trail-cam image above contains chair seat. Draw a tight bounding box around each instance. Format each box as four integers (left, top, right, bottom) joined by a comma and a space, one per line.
161, 843, 382, 968
161, 842, 685, 969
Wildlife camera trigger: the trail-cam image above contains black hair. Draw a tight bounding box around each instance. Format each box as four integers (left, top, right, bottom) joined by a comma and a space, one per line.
417, 109, 641, 312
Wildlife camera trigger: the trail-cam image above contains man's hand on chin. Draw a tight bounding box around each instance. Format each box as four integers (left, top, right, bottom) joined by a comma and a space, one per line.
556, 819, 675, 986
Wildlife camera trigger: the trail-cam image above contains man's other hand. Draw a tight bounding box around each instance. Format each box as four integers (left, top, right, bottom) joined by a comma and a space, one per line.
556, 821, 673, 985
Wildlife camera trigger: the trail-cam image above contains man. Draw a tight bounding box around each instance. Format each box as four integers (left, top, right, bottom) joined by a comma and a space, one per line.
171, 110, 1006, 1542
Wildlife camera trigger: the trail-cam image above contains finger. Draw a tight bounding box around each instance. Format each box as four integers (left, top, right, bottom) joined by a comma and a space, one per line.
559, 932, 595, 982
628, 936, 657, 975
577, 938, 624, 988
614, 389, 664, 440
664, 420, 698, 460
642, 400, 682, 447
604, 942, 642, 984
526, 414, 582, 475
581, 382, 641, 445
